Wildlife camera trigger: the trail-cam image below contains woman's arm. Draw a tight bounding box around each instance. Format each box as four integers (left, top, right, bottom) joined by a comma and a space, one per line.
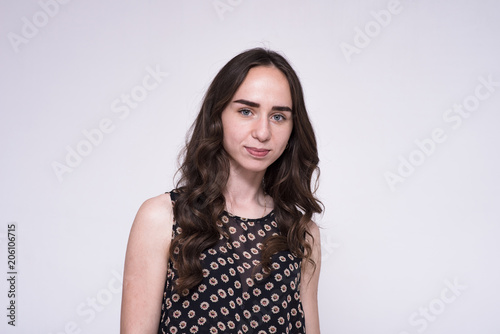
120, 193, 173, 334
301, 221, 322, 334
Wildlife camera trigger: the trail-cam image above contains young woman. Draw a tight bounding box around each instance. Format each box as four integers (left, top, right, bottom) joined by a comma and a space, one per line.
120, 48, 323, 334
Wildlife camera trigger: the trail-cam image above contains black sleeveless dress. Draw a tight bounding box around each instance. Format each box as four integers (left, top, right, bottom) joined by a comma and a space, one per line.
158, 191, 306, 334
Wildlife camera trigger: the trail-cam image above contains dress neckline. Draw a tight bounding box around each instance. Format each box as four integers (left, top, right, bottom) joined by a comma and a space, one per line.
223, 209, 274, 221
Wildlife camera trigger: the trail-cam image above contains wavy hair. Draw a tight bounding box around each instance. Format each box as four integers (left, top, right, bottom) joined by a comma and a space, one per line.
171, 48, 322, 293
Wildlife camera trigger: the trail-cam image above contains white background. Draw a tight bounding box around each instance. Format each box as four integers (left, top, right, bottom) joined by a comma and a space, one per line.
1, 0, 499, 333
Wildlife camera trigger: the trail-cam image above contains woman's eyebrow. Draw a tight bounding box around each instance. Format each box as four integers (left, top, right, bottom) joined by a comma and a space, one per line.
233, 99, 292, 112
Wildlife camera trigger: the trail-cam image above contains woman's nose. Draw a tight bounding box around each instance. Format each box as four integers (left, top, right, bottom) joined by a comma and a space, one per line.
252, 116, 271, 142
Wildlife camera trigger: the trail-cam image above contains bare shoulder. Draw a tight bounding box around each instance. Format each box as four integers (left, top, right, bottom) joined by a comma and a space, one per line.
134, 193, 173, 229
128, 193, 173, 241
301, 220, 322, 333
126, 192, 174, 260
121, 193, 174, 333
305, 220, 321, 245
301, 220, 322, 280
125, 192, 174, 273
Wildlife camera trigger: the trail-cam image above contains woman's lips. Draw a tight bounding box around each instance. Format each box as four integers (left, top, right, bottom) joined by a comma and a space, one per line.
245, 147, 270, 157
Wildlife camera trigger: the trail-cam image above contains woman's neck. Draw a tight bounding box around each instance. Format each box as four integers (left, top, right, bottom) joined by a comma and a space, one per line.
223, 167, 269, 218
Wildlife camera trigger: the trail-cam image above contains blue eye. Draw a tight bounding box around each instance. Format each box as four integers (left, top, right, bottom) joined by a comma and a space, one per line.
272, 114, 286, 122
239, 108, 252, 116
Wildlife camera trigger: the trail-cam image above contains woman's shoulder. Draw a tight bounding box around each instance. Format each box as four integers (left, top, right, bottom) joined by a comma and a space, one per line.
121, 193, 174, 332
140, 192, 173, 213
131, 192, 174, 236
305, 220, 320, 239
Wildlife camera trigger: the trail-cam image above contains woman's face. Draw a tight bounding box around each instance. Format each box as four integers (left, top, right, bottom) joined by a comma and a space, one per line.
221, 65, 293, 175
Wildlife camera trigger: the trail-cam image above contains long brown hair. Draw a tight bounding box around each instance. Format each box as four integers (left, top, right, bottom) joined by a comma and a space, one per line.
171, 48, 322, 293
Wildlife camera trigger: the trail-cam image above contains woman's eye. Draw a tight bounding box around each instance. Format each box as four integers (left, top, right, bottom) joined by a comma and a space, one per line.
272, 114, 286, 122
239, 108, 252, 116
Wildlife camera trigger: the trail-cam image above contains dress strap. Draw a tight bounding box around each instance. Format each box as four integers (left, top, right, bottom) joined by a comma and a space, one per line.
167, 189, 180, 203
167, 190, 180, 238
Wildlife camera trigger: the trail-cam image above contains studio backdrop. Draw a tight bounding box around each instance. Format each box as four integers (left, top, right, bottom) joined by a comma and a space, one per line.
1, 0, 499, 333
